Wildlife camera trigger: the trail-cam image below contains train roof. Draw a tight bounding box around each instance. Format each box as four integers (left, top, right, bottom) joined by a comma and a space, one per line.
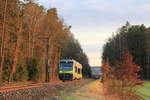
60, 59, 82, 68
60, 59, 77, 63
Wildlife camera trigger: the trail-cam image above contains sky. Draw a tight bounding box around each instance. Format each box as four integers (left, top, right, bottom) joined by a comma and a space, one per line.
37, 0, 150, 66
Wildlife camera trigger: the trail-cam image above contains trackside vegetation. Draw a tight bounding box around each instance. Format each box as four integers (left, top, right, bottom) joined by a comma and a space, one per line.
102, 51, 142, 100
0, 0, 91, 83
103, 22, 150, 80
102, 22, 150, 100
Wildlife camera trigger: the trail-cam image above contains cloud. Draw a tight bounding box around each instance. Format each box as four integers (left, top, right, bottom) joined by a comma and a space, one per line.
140, 3, 150, 10
121, 0, 135, 4
38, 0, 75, 11
37, 0, 150, 66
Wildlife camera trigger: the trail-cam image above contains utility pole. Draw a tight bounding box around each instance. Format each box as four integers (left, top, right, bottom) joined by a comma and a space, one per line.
45, 38, 50, 82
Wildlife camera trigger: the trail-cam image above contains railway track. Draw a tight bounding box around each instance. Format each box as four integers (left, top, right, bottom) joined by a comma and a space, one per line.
0, 83, 49, 93
0, 79, 90, 93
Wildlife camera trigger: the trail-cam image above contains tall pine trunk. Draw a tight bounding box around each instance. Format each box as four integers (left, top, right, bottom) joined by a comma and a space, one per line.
0, 0, 7, 83
8, 16, 22, 83
8, 40, 19, 82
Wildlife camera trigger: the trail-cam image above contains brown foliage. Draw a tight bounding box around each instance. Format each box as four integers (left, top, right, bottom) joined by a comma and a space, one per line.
101, 59, 111, 83
102, 51, 142, 100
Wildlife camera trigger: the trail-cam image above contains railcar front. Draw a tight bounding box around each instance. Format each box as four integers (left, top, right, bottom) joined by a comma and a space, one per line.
59, 60, 74, 81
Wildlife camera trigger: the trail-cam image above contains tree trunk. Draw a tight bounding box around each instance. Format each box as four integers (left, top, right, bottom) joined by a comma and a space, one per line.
8, 42, 19, 83
8, 17, 22, 83
53, 50, 57, 80
0, 0, 7, 83
56, 48, 60, 79
31, 17, 39, 58
28, 16, 34, 59
52, 47, 60, 81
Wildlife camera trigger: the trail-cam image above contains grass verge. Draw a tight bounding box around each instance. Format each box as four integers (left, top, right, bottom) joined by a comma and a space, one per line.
137, 81, 150, 100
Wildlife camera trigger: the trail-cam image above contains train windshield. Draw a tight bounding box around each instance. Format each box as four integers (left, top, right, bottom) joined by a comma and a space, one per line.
59, 62, 73, 71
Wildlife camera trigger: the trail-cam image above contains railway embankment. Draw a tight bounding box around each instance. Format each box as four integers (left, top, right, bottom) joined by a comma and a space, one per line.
0, 79, 93, 100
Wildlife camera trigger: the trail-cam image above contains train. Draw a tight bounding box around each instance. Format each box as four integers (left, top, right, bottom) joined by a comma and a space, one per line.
58, 59, 83, 81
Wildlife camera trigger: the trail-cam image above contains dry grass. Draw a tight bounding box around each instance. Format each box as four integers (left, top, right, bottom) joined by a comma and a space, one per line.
63, 80, 104, 100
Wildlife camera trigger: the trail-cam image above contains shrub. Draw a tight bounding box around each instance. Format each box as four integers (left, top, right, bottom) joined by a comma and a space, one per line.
2, 55, 12, 82
13, 64, 28, 82
102, 51, 142, 100
27, 57, 39, 81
